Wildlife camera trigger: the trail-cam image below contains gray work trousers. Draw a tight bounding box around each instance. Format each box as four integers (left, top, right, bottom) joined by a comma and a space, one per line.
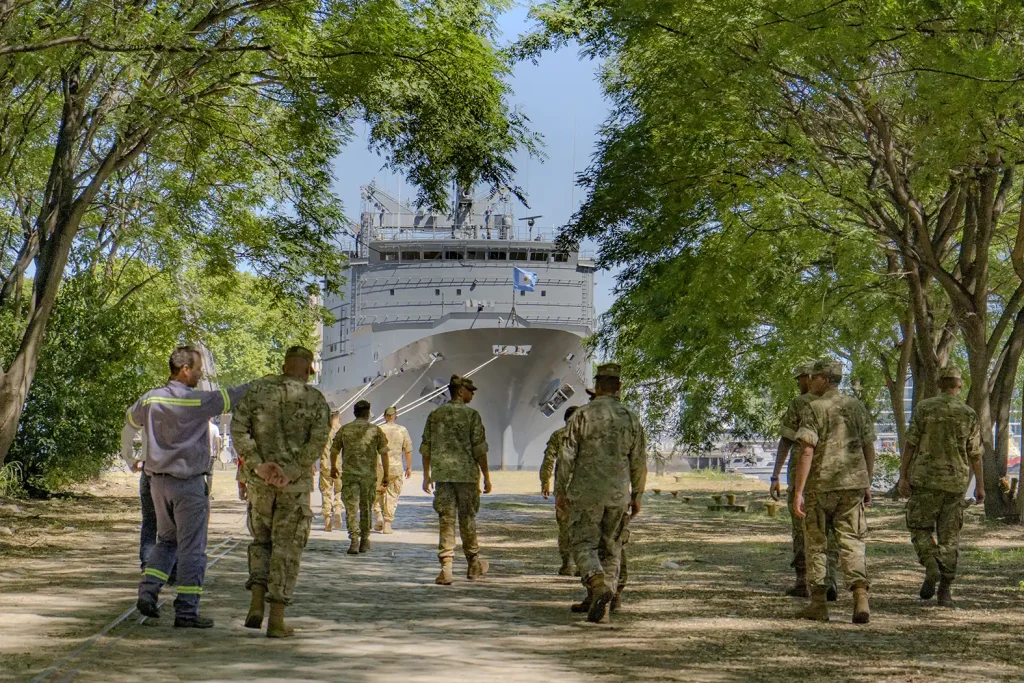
137, 474, 209, 618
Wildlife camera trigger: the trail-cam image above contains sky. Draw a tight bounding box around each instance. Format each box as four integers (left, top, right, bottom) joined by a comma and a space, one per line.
329, 4, 618, 316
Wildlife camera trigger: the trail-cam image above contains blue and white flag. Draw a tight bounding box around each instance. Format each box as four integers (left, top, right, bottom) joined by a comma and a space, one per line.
513, 266, 538, 292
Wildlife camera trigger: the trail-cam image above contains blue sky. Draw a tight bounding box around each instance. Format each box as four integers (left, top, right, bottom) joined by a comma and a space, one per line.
329, 4, 617, 316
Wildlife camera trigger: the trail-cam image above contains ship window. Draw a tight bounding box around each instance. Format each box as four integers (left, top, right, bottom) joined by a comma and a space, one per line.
401, 251, 420, 260
466, 250, 486, 260
435, 288, 441, 295
530, 251, 548, 262
446, 250, 464, 260
423, 250, 442, 260
381, 251, 398, 261
390, 289, 395, 296
489, 251, 507, 260
456, 288, 462, 295
553, 252, 569, 262
519, 290, 525, 297
541, 290, 547, 297
510, 250, 528, 261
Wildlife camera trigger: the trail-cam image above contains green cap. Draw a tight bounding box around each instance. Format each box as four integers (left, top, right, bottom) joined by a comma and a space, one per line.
939, 366, 962, 380
595, 362, 621, 379
793, 361, 815, 379
285, 346, 315, 363
450, 375, 478, 392
812, 358, 843, 381
384, 406, 397, 416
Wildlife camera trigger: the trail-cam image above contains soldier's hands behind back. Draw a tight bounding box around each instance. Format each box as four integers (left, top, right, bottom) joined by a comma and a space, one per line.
255, 462, 289, 488
769, 479, 781, 501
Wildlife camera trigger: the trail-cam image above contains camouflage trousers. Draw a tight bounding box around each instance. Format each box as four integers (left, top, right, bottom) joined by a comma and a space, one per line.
568, 502, 629, 590
803, 489, 869, 591
318, 471, 341, 522
341, 476, 376, 541
373, 474, 404, 523
555, 503, 572, 563
788, 486, 840, 585
906, 487, 965, 581
433, 482, 480, 562
246, 486, 312, 606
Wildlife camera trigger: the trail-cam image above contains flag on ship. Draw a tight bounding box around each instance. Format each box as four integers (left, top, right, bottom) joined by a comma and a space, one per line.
513, 266, 538, 292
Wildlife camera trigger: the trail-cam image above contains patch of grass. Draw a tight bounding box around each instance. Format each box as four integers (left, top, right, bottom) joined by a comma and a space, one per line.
964, 547, 1024, 565
0, 461, 24, 498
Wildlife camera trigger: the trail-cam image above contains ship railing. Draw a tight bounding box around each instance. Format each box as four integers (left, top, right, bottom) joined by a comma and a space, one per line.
369, 225, 565, 243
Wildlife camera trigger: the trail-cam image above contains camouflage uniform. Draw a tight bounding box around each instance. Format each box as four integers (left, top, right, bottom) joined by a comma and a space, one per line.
905, 392, 982, 581
374, 422, 412, 523
559, 395, 647, 592
318, 430, 342, 524
232, 374, 330, 605
795, 386, 875, 592
332, 418, 389, 541
421, 394, 487, 563
781, 392, 840, 589
541, 425, 573, 565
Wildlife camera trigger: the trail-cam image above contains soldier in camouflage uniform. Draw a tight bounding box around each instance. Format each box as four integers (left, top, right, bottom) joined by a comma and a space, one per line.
231, 346, 330, 638
770, 362, 840, 599
330, 399, 389, 555
792, 358, 876, 624
319, 411, 343, 531
421, 375, 492, 585
374, 406, 413, 534
558, 363, 647, 624
541, 405, 579, 576
897, 366, 984, 607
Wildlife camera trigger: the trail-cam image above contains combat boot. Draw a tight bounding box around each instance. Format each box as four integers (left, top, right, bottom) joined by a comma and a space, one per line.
359, 535, 371, 553
920, 559, 940, 600
796, 587, 829, 621
347, 538, 359, 555
374, 514, 384, 533
436, 560, 454, 585
245, 584, 267, 629
383, 521, 394, 534
937, 577, 955, 608
266, 603, 295, 638
557, 557, 575, 576
852, 584, 870, 624
333, 511, 342, 530
825, 581, 838, 602
784, 570, 808, 598
467, 556, 489, 580
610, 586, 624, 613
570, 585, 593, 613
586, 574, 614, 624
324, 517, 333, 532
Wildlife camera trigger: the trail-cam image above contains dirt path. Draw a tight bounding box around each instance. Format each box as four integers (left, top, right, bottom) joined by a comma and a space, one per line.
5, 471, 1024, 682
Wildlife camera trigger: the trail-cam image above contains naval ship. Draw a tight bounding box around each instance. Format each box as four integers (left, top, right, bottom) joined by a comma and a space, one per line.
317, 182, 597, 470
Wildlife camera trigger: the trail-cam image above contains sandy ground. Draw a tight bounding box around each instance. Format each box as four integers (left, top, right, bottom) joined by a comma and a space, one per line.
3, 470, 1024, 682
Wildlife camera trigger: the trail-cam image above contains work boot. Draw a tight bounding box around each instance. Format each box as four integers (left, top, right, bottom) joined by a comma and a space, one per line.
383, 521, 394, 534
324, 517, 333, 532
586, 574, 614, 624
245, 585, 267, 629
436, 560, 454, 585
266, 603, 295, 638
826, 581, 838, 602
785, 572, 809, 598
467, 556, 489, 580
374, 514, 384, 533
937, 578, 955, 608
571, 585, 593, 613
136, 596, 161, 619
359, 535, 371, 553
174, 615, 214, 629
610, 587, 624, 613
333, 512, 342, 530
558, 558, 575, 576
852, 585, 870, 624
796, 587, 829, 622
920, 559, 940, 600
347, 538, 360, 555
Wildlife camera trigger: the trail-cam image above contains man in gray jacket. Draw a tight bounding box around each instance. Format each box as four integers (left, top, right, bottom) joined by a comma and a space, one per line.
130, 346, 248, 628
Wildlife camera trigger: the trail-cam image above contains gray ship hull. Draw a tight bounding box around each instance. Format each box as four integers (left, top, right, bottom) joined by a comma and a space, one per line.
320, 327, 590, 470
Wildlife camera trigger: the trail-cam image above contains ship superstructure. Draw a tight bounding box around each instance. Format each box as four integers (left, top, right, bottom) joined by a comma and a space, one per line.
318, 182, 596, 470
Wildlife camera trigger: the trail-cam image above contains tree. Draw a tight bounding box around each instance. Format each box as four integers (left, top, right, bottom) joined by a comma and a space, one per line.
524, 0, 1024, 517
0, 0, 534, 465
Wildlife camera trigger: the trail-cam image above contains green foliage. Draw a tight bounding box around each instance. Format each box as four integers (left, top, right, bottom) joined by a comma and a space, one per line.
0, 462, 24, 498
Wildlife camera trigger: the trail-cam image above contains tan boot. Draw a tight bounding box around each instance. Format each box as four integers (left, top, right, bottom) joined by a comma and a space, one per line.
244, 585, 266, 629
610, 587, 623, 612
467, 556, 489, 580
852, 584, 870, 624
266, 603, 295, 638
436, 560, 454, 585
920, 559, 940, 600
382, 521, 393, 534
324, 516, 333, 532
586, 574, 614, 623
347, 538, 359, 555
373, 514, 384, 533
937, 577, 955, 608
333, 512, 342, 529
796, 587, 829, 621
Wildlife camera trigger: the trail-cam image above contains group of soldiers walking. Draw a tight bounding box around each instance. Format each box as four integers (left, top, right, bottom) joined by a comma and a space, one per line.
770, 358, 984, 623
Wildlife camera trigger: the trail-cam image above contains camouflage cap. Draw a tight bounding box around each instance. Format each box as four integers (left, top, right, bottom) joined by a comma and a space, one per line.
595, 362, 621, 378
384, 406, 397, 416
939, 366, 963, 380
811, 358, 844, 381
450, 374, 478, 392
285, 346, 315, 363
354, 399, 371, 411
793, 361, 815, 379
